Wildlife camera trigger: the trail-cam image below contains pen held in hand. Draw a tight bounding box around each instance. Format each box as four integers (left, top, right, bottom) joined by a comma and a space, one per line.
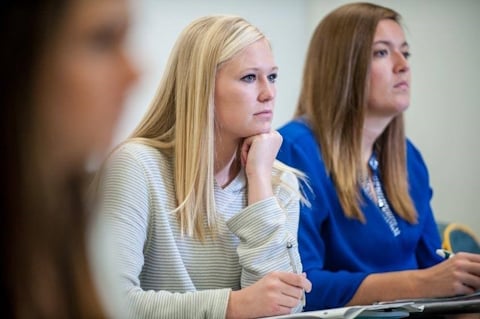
287, 241, 306, 307
286, 241, 299, 274
436, 248, 455, 259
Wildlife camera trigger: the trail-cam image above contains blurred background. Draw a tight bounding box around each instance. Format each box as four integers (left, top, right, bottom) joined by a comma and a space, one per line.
116, 0, 480, 236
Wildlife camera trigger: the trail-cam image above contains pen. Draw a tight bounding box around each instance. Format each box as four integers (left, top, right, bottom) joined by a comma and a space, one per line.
286, 241, 299, 274
436, 248, 455, 259
287, 241, 305, 307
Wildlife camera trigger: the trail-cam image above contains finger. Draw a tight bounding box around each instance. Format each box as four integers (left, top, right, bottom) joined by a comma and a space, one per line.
240, 140, 251, 166
302, 275, 312, 293
266, 304, 294, 317
277, 290, 304, 309
281, 284, 304, 300
279, 272, 307, 289
460, 272, 480, 291
457, 252, 480, 263
455, 257, 480, 277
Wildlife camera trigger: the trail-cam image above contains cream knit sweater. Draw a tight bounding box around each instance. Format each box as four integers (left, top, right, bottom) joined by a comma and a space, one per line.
98, 142, 303, 319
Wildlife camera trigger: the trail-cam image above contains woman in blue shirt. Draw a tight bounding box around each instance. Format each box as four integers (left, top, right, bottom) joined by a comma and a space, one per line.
277, 2, 480, 311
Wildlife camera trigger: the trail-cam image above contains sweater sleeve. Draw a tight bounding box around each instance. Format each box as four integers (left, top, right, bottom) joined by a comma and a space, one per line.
277, 126, 368, 310
226, 170, 304, 313
97, 146, 230, 319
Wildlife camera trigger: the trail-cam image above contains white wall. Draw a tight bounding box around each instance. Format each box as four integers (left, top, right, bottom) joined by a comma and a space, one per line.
118, 0, 479, 236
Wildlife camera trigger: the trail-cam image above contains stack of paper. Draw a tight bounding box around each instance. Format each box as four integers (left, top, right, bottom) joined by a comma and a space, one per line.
267, 291, 480, 318
375, 291, 480, 314
262, 302, 423, 319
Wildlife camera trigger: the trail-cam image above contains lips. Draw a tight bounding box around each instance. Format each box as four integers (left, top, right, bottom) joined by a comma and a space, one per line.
394, 81, 409, 89
254, 109, 273, 115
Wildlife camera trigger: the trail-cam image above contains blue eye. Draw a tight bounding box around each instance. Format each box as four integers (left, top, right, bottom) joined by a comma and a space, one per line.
241, 74, 256, 83
268, 73, 278, 83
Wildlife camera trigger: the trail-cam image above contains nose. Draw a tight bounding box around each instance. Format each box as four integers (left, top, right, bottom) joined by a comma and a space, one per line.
258, 78, 275, 102
393, 51, 410, 74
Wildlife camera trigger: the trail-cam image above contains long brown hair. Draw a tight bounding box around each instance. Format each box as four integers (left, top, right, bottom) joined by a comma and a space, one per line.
0, 1, 107, 317
296, 2, 417, 223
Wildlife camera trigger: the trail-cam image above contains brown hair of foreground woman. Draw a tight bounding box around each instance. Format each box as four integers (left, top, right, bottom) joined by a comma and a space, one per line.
0, 0, 137, 317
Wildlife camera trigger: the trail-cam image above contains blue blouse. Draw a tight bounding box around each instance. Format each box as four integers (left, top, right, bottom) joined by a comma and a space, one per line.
277, 118, 443, 311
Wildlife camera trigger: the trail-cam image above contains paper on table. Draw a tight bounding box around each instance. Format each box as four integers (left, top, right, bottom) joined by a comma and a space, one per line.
375, 290, 480, 305
375, 291, 480, 315
261, 302, 423, 319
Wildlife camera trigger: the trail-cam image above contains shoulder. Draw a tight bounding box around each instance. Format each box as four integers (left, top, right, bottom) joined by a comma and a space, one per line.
104, 141, 174, 184
278, 118, 319, 159
405, 138, 431, 189
406, 139, 423, 159
405, 139, 429, 173
112, 141, 166, 160
100, 142, 176, 206
109, 141, 171, 168
277, 118, 325, 174
278, 117, 315, 144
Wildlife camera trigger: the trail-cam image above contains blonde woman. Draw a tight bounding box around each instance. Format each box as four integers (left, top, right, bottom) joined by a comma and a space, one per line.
98, 15, 311, 319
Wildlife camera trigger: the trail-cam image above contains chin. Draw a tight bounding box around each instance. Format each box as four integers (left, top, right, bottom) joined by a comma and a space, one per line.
397, 102, 410, 113
258, 126, 272, 134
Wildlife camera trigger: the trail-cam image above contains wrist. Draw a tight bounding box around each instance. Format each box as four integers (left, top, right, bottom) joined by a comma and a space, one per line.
226, 290, 248, 319
407, 269, 428, 298
226, 290, 237, 319
246, 174, 273, 204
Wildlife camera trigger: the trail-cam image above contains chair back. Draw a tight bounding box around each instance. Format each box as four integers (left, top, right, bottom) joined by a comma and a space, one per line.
441, 223, 480, 254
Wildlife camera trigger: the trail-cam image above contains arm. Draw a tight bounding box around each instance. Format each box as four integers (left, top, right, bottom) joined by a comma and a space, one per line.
236, 131, 303, 287
97, 145, 230, 319
350, 252, 480, 305
224, 131, 310, 317
227, 196, 300, 287
226, 196, 308, 317
349, 142, 480, 304
279, 129, 480, 309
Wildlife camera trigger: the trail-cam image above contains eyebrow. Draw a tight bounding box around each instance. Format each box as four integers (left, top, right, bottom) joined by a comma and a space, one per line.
242, 66, 279, 73
373, 40, 409, 49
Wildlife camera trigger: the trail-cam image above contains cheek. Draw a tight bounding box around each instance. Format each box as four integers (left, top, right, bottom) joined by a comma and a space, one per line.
54, 60, 125, 156
369, 70, 380, 91
368, 70, 386, 101
215, 89, 240, 124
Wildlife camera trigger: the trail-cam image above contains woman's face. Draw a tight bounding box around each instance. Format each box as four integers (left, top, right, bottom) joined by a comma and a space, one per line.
214, 38, 277, 142
36, 0, 138, 169
366, 19, 411, 121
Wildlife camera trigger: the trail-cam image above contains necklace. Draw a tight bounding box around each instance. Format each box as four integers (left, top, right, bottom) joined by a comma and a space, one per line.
362, 154, 401, 237
360, 174, 375, 202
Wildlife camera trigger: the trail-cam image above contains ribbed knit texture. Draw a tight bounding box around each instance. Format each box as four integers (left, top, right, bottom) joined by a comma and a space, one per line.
98, 142, 303, 319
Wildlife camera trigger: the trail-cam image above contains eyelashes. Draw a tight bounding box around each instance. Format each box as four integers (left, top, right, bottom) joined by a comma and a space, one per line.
267, 73, 278, 83
240, 72, 278, 83
241, 74, 256, 82
373, 49, 411, 59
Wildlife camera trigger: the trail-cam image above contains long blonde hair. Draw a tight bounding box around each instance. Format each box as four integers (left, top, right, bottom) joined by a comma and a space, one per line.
296, 3, 417, 223
129, 15, 300, 240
